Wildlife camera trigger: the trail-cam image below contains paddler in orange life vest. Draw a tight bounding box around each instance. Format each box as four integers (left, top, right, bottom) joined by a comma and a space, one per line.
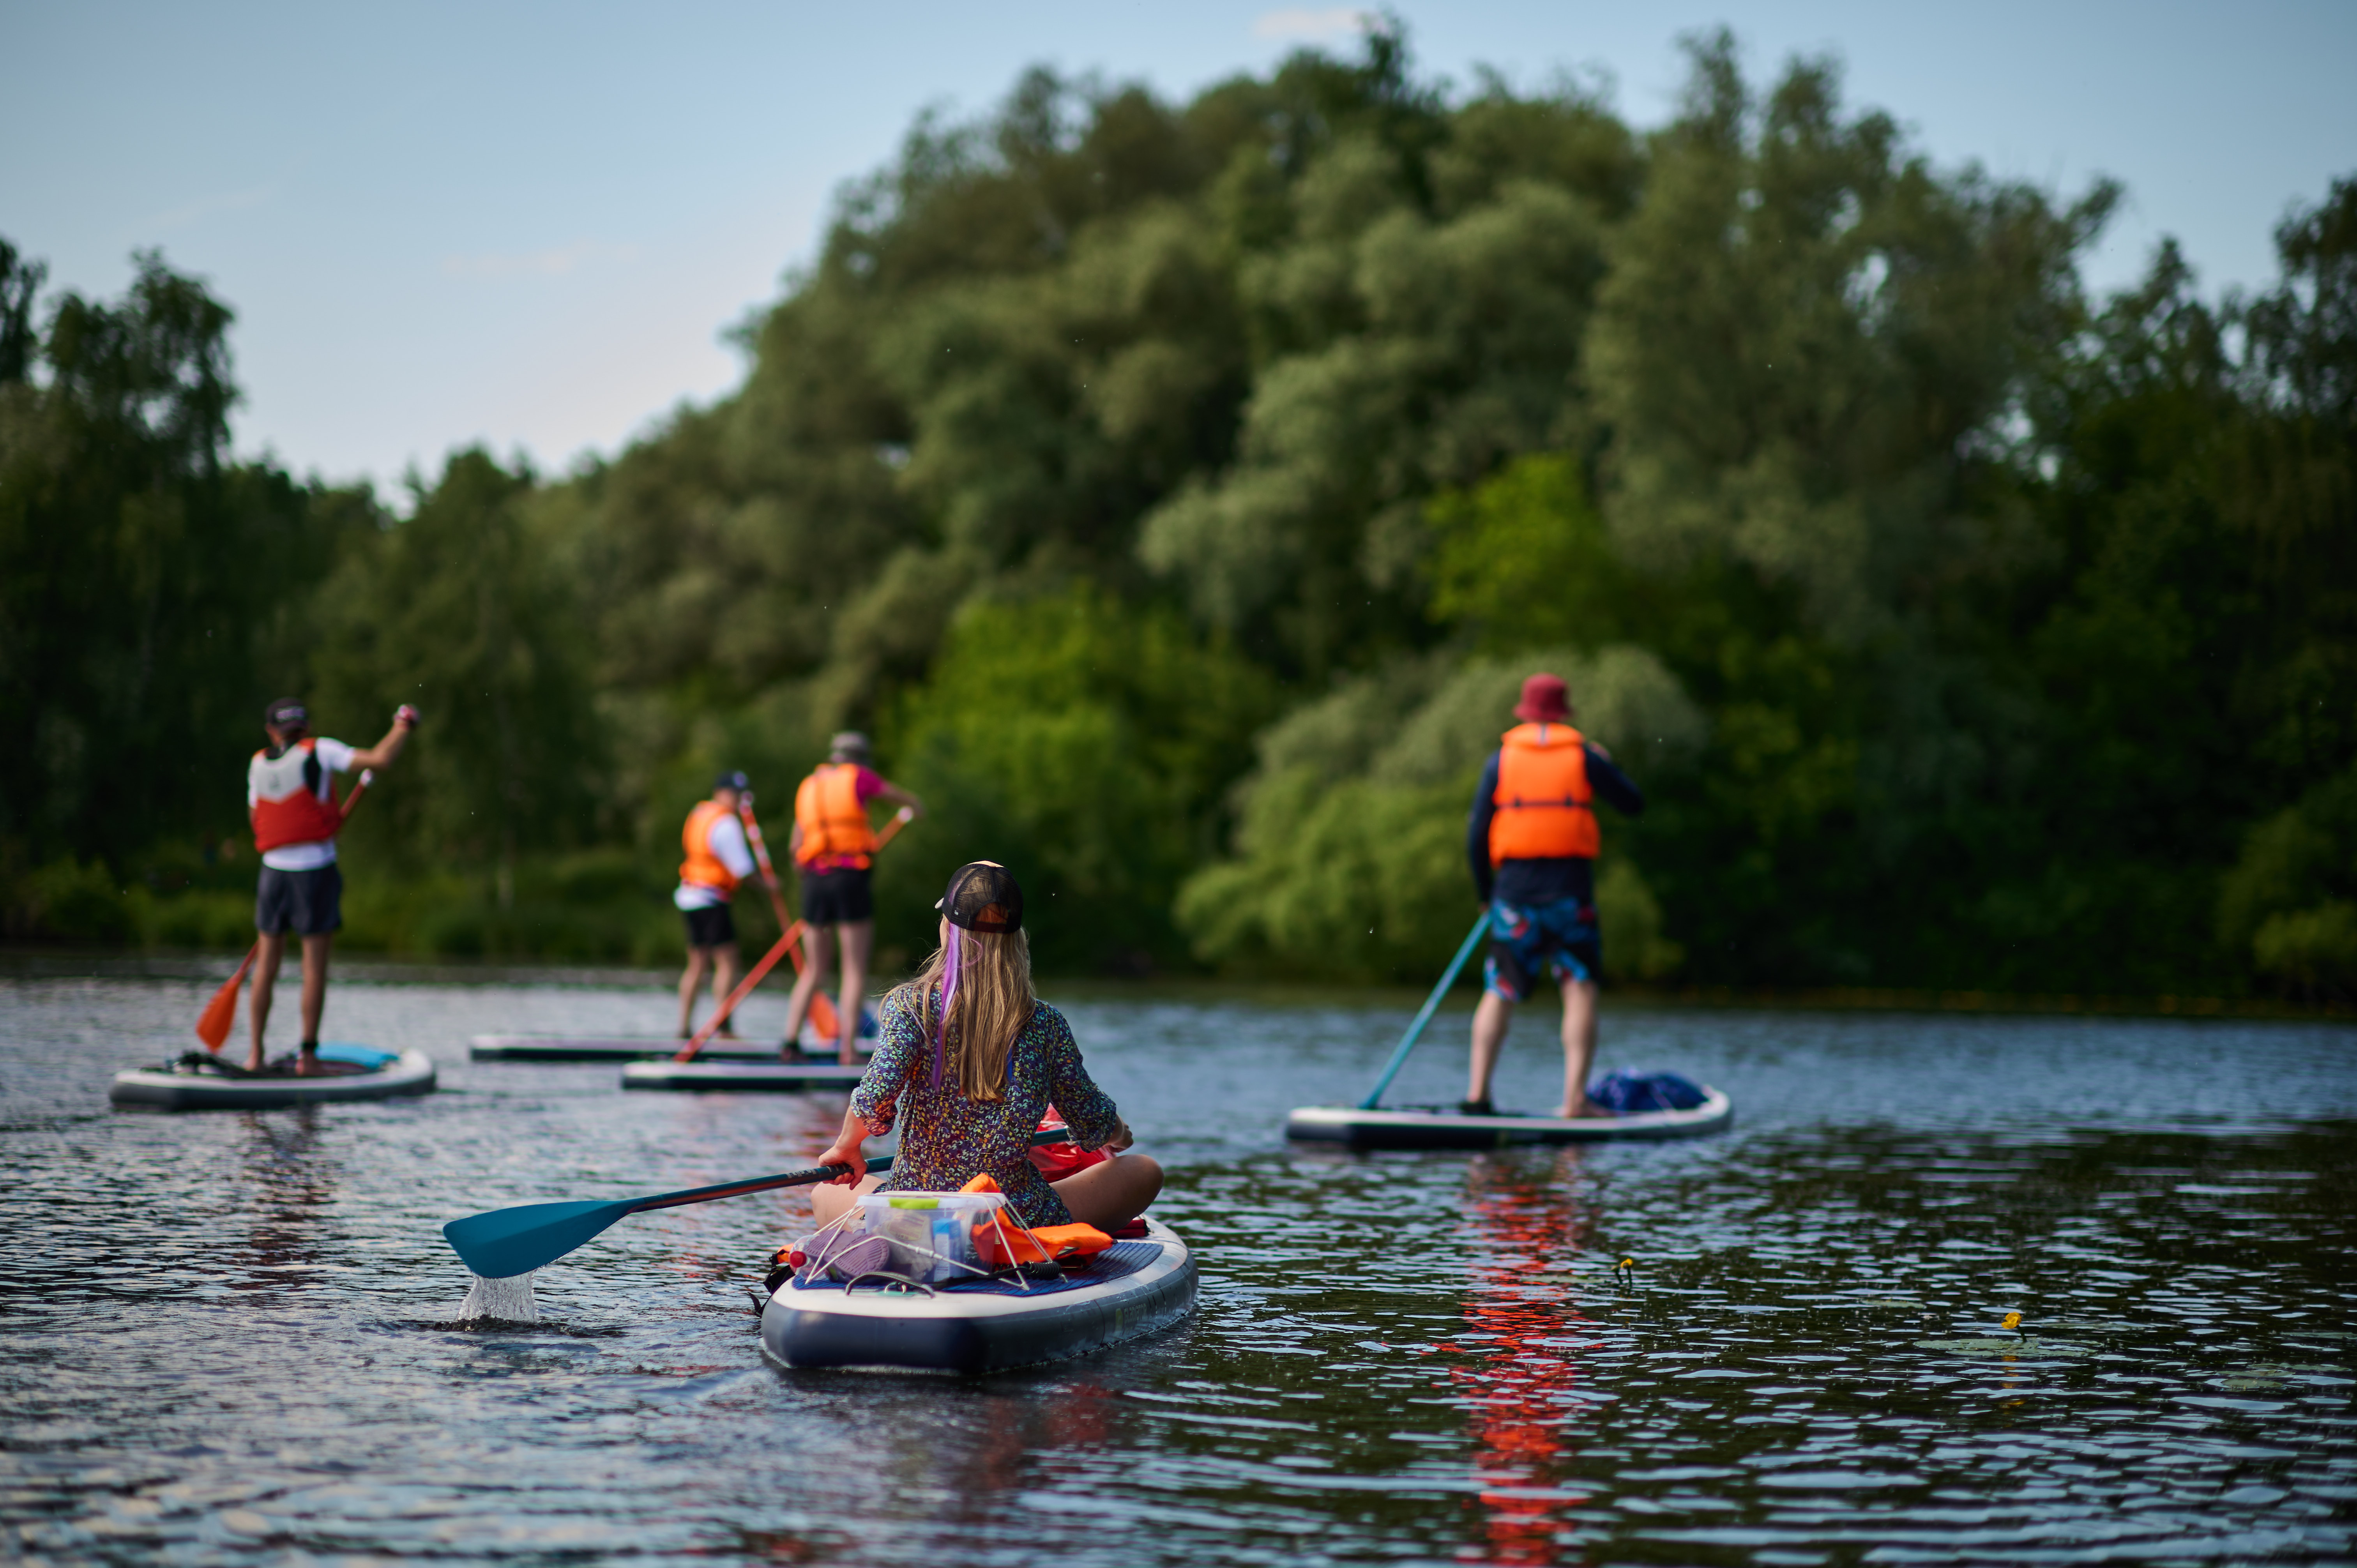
675, 771, 762, 1038
246, 697, 418, 1074
1463, 673, 1644, 1119
779, 731, 924, 1065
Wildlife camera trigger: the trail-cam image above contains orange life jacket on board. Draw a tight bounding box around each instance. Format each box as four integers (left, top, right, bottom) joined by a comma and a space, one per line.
678, 800, 743, 894
249, 739, 343, 853
1488, 722, 1599, 866
794, 763, 877, 869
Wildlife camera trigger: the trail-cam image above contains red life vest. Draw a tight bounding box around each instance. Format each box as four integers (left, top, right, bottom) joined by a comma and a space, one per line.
678, 800, 742, 894
249, 739, 343, 853
1488, 722, 1599, 865
794, 763, 876, 869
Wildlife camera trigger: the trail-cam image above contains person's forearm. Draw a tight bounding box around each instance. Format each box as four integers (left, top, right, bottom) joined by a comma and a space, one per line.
349, 722, 411, 772
879, 783, 924, 814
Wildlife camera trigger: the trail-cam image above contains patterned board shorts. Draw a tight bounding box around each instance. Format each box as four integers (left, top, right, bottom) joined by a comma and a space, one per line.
1483, 896, 1601, 1000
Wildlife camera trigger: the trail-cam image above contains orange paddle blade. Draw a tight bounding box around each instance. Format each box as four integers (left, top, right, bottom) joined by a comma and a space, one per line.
195, 942, 260, 1051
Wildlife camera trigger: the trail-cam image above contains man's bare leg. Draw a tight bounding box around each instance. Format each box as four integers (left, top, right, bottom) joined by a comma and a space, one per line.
249, 933, 289, 1070
1555, 976, 1603, 1118
710, 945, 742, 1037
834, 920, 873, 1064
676, 948, 711, 1037
780, 925, 834, 1054
1465, 990, 1514, 1109
295, 934, 331, 1073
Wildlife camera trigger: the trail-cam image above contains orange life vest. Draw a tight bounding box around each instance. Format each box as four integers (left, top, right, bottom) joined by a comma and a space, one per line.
1488, 722, 1599, 865
794, 762, 876, 868
678, 800, 742, 894
249, 739, 343, 852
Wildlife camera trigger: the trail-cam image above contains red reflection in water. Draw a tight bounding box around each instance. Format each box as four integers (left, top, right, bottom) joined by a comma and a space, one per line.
1451, 1153, 1596, 1566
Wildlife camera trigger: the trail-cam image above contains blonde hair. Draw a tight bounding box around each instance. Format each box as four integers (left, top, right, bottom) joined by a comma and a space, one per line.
894, 925, 1035, 1101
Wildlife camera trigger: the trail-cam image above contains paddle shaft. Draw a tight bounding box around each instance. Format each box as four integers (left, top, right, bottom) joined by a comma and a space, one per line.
195, 769, 379, 1051
1358, 909, 1491, 1110
630, 1152, 897, 1213
617, 1123, 1074, 1215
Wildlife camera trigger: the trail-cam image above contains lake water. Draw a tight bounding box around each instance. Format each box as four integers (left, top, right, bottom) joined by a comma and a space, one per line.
2, 969, 2352, 1565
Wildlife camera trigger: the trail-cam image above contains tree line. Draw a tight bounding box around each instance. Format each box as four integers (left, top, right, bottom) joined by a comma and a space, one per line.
3, 30, 2350, 998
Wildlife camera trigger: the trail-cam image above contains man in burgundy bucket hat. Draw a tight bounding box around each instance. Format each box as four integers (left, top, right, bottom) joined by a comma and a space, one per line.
1461, 672, 1645, 1118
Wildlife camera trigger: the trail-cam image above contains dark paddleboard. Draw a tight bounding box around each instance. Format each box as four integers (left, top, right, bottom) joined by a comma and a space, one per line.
110, 1044, 438, 1111
472, 1035, 800, 1063
762, 1218, 1196, 1374
620, 1059, 868, 1092
1285, 1086, 1733, 1149
473, 1009, 878, 1063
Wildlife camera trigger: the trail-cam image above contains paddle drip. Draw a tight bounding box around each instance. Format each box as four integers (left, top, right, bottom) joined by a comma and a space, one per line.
459, 1270, 538, 1322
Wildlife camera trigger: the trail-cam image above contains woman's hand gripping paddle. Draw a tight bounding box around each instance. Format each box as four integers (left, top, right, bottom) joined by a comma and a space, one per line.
442, 1128, 1071, 1278
1357, 909, 1489, 1109
194, 768, 376, 1051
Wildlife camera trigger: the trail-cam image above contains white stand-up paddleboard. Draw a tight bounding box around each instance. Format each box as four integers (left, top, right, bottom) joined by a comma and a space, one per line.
621, 1059, 868, 1092
110, 1044, 437, 1111
762, 1218, 1196, 1374
1286, 1086, 1733, 1149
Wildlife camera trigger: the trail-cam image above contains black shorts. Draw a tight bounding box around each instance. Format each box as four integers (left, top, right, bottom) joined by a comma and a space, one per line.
256, 863, 343, 937
800, 867, 873, 925
682, 903, 737, 949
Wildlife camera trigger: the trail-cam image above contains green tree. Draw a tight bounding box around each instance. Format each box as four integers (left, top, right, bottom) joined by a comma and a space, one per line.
311, 449, 605, 907
0, 246, 345, 882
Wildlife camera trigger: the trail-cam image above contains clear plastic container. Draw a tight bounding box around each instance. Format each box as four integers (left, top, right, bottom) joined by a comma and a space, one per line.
852, 1190, 1007, 1283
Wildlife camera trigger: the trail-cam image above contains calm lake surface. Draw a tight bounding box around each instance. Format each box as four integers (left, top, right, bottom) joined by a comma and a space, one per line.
2, 968, 2352, 1565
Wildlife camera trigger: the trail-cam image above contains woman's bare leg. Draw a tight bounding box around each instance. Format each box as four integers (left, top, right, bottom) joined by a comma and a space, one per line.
834, 920, 873, 1063
1050, 1154, 1164, 1232
810, 1172, 882, 1227
676, 947, 711, 1036
779, 925, 834, 1052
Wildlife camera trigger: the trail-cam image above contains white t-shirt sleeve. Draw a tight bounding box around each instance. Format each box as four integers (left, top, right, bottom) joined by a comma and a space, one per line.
707, 813, 756, 879
314, 738, 358, 776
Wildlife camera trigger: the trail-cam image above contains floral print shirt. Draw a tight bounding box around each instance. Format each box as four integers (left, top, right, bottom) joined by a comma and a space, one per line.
850, 994, 1122, 1227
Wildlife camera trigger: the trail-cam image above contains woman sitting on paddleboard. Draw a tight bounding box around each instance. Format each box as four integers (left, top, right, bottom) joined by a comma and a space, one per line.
812, 861, 1161, 1233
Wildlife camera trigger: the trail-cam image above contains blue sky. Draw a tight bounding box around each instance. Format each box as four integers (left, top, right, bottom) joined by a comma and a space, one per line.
4, 1, 2351, 494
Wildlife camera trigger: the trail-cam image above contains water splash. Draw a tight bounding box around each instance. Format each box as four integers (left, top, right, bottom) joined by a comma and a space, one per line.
459, 1270, 538, 1323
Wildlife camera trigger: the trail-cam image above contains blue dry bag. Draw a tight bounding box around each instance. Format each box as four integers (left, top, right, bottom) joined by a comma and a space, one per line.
1587, 1070, 1707, 1113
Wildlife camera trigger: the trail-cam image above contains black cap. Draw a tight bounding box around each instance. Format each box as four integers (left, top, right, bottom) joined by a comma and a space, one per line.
936, 862, 1023, 934
264, 698, 308, 731
714, 770, 751, 793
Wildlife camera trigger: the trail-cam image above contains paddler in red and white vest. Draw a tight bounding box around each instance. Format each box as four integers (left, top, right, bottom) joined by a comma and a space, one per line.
246, 697, 418, 1073
1461, 673, 1644, 1119
779, 731, 924, 1065
675, 771, 761, 1038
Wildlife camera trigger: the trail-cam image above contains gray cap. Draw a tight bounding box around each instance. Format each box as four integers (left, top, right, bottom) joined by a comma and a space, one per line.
829, 731, 871, 761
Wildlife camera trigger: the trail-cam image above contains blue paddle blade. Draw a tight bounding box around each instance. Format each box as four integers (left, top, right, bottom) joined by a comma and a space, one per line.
443, 1197, 640, 1279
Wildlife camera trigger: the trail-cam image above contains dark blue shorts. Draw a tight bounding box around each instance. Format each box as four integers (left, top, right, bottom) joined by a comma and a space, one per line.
256, 863, 343, 937
800, 867, 873, 925
1482, 897, 1600, 1000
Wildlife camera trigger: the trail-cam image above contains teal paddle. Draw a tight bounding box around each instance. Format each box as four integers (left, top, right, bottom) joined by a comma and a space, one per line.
443, 1130, 1070, 1278
1359, 910, 1491, 1110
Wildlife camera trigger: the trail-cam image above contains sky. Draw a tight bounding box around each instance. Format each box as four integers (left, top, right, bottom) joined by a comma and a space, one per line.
4, 1, 2352, 496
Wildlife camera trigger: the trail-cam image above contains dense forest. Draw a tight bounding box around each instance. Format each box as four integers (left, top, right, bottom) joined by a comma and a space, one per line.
4, 31, 2352, 999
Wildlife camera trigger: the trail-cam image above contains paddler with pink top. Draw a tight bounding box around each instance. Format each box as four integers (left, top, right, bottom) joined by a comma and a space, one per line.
1462, 673, 1644, 1119
778, 731, 924, 1063
245, 697, 417, 1074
